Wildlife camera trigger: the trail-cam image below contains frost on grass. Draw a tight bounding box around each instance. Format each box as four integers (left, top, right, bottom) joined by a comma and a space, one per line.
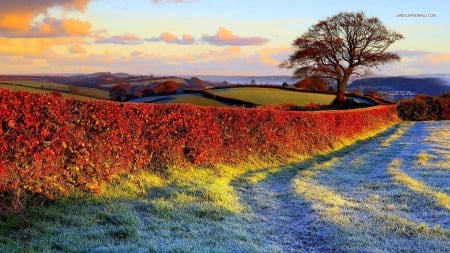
2, 122, 450, 252
287, 122, 450, 252
388, 159, 450, 210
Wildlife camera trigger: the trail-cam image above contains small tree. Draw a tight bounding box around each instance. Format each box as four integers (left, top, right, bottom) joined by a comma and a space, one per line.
281, 12, 403, 104
295, 76, 328, 91
109, 83, 130, 101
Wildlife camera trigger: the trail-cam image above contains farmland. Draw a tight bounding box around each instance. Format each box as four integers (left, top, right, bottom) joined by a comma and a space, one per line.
208, 87, 336, 106
0, 80, 109, 101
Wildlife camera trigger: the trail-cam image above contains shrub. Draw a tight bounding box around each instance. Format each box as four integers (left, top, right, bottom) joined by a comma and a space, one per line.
397, 94, 444, 121
440, 93, 450, 120
295, 77, 328, 91
154, 81, 180, 95
0, 89, 399, 214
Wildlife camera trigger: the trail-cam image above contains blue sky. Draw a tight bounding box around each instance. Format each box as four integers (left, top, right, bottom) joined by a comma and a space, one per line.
0, 0, 448, 76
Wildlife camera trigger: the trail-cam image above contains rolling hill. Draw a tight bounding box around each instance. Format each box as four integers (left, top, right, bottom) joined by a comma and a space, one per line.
349, 75, 450, 96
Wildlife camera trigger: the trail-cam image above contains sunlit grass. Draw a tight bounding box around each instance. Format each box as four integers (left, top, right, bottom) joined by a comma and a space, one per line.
288, 122, 450, 252
293, 178, 357, 224
166, 165, 244, 213
416, 151, 435, 166
388, 159, 450, 210
293, 156, 357, 225
380, 123, 409, 147
4, 121, 449, 252
167, 94, 229, 106
0, 80, 109, 100
209, 87, 335, 106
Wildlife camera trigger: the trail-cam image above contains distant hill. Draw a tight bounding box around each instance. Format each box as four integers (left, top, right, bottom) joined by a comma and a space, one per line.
349, 75, 450, 96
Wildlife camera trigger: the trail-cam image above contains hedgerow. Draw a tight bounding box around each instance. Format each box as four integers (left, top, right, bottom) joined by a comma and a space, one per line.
397, 93, 450, 121
0, 89, 399, 213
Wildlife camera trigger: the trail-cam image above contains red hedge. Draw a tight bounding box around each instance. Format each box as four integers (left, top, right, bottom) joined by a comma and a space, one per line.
0, 89, 399, 210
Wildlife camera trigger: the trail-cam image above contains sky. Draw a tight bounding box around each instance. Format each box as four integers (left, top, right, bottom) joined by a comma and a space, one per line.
0, 0, 449, 76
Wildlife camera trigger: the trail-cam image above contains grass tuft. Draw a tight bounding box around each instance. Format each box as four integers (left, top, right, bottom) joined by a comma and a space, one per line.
388, 159, 450, 210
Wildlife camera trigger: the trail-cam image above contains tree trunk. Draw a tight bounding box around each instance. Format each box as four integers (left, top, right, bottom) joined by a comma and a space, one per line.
334, 84, 346, 104
332, 69, 352, 105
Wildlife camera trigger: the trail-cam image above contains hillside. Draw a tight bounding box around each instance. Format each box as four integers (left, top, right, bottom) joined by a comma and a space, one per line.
350, 75, 450, 97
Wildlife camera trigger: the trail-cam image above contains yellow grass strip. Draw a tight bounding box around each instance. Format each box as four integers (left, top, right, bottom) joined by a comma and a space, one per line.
293, 157, 356, 225
293, 177, 357, 225
381, 123, 409, 147
388, 159, 450, 210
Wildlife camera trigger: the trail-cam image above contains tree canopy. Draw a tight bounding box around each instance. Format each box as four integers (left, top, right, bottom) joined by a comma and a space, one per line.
281, 12, 403, 103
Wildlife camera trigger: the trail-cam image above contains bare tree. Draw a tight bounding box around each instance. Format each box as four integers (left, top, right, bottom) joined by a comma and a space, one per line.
281, 12, 403, 104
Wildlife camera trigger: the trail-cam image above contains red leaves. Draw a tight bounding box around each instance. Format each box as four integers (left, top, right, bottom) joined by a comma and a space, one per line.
0, 88, 400, 213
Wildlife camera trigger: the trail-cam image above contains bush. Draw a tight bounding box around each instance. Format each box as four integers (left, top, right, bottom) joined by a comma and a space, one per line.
295, 77, 328, 91
397, 94, 446, 121
0, 89, 399, 214
440, 93, 450, 120
154, 81, 180, 95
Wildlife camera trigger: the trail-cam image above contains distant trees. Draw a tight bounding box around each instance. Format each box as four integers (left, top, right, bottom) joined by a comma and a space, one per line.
154, 81, 180, 95
109, 83, 131, 101
295, 77, 328, 91
397, 94, 450, 121
281, 12, 403, 104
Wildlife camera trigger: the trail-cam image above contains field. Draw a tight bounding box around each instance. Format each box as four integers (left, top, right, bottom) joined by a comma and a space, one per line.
134, 87, 343, 107
132, 93, 229, 106
208, 87, 336, 106
0, 80, 109, 100
1, 120, 448, 252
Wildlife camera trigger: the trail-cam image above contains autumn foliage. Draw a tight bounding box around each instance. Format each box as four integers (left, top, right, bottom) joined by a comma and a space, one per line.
154, 81, 180, 95
0, 89, 399, 213
295, 77, 328, 91
397, 93, 450, 121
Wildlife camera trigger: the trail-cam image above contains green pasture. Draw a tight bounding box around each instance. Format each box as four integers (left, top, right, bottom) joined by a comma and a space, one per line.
209, 87, 336, 106
167, 94, 228, 106
0, 80, 109, 100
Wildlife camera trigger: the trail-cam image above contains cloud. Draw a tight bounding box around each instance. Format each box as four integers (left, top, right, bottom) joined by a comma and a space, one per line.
147, 32, 195, 45
69, 44, 86, 54
96, 33, 142, 45
426, 52, 450, 64
394, 50, 431, 58
0, 37, 78, 56
0, 17, 92, 38
34, 17, 91, 37
202, 27, 269, 46
0, 0, 91, 32
375, 50, 450, 76
258, 48, 291, 66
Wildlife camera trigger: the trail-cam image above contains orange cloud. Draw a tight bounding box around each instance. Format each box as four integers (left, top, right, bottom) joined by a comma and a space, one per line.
426, 53, 450, 63
147, 32, 196, 45
25, 17, 92, 37
182, 34, 195, 44
202, 27, 269, 46
260, 48, 291, 66
0, 0, 91, 32
61, 19, 91, 36
0, 13, 35, 32
0, 37, 76, 56
160, 32, 178, 43
69, 44, 87, 54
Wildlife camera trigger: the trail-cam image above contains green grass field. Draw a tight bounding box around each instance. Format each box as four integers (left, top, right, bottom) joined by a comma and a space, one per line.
167, 94, 228, 106
209, 87, 336, 106
0, 80, 110, 100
